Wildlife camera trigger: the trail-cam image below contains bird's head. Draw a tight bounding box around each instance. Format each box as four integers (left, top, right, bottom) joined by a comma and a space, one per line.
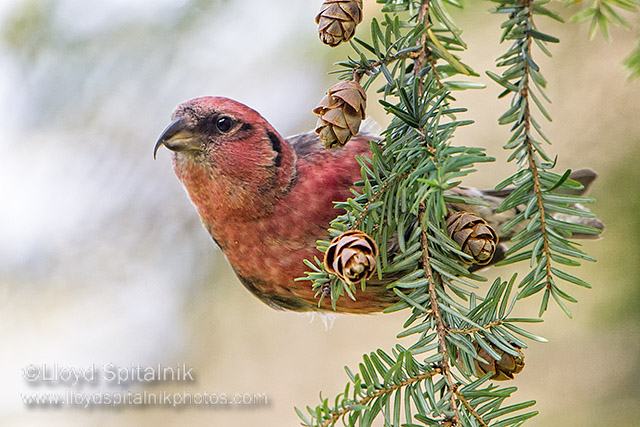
155, 97, 296, 219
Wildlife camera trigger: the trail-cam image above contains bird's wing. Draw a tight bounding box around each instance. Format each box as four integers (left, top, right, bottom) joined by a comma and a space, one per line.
448, 170, 604, 241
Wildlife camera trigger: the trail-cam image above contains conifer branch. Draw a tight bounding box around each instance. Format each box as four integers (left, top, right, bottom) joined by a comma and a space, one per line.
520, 0, 554, 291
299, 0, 618, 424
318, 368, 441, 427
413, 5, 464, 418
487, 0, 603, 316
419, 202, 461, 425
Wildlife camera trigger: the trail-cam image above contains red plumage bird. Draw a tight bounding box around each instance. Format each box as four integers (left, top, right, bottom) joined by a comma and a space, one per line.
154, 97, 603, 314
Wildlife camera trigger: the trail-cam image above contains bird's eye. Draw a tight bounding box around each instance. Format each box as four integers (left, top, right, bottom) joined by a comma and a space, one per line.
216, 116, 234, 133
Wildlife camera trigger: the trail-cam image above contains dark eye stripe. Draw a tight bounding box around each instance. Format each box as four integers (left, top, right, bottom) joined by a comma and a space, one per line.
267, 131, 282, 167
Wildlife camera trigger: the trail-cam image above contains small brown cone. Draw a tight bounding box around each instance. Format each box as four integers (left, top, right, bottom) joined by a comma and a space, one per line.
446, 211, 498, 265
473, 341, 525, 381
313, 80, 366, 148
324, 230, 378, 284
316, 0, 363, 47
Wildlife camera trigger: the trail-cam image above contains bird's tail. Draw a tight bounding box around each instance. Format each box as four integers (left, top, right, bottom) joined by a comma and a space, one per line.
446, 169, 605, 241
445, 169, 604, 270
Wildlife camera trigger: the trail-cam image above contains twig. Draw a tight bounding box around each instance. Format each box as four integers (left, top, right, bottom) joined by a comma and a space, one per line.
455, 389, 490, 427
353, 49, 421, 82
413, 2, 465, 422
448, 320, 503, 335
520, 0, 553, 291
419, 205, 489, 427
415, 1, 442, 90
319, 368, 441, 427
419, 202, 461, 426
352, 171, 410, 229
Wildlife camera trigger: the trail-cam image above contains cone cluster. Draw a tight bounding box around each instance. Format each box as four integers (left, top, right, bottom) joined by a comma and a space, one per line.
473, 342, 525, 381
313, 80, 366, 148
316, 0, 363, 47
446, 211, 498, 265
324, 230, 378, 284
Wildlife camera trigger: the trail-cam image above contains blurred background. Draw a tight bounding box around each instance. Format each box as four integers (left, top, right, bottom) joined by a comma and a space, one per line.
1, 0, 639, 426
